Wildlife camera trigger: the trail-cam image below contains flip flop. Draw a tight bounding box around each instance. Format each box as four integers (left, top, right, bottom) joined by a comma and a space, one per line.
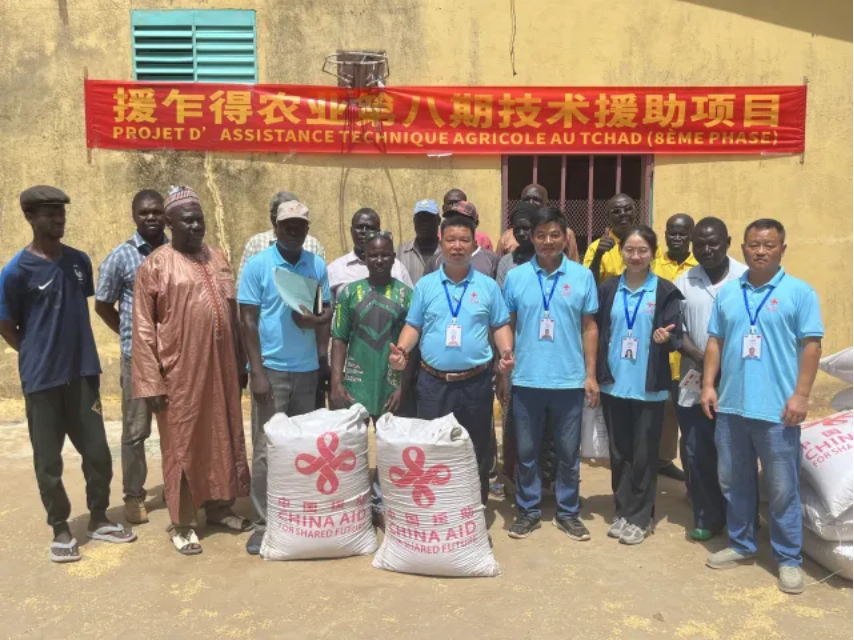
209, 514, 254, 532
49, 538, 81, 563
172, 530, 203, 556
88, 523, 138, 543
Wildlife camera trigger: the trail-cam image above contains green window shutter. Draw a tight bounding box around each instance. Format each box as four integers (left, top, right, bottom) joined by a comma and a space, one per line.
132, 10, 257, 83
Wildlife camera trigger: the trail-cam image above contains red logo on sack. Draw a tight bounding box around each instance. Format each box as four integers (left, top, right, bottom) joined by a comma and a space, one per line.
295, 432, 357, 495
389, 446, 451, 507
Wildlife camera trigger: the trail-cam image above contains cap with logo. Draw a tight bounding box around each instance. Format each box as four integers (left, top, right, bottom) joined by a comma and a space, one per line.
20, 185, 70, 210
412, 199, 440, 216
277, 200, 310, 222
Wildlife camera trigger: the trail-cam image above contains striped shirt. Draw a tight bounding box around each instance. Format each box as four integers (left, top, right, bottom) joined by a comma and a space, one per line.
95, 232, 168, 357
237, 229, 326, 284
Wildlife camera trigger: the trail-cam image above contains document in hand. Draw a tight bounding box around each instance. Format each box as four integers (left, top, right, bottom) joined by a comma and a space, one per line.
273, 267, 320, 314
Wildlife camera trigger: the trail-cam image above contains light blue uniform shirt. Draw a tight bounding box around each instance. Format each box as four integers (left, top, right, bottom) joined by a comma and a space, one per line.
504, 256, 598, 389
708, 267, 824, 423
238, 245, 331, 373
601, 271, 670, 402
406, 265, 509, 371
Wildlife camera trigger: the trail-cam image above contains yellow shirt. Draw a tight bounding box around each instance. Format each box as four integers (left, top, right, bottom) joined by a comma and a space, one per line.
653, 252, 699, 379
583, 232, 626, 281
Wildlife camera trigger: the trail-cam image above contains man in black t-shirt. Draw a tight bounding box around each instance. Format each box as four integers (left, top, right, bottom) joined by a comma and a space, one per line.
0, 185, 137, 563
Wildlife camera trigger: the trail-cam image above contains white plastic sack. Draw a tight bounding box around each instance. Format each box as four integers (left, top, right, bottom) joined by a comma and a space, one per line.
831, 387, 853, 412
802, 528, 853, 581
819, 347, 854, 383
373, 413, 500, 577
261, 404, 377, 561
799, 411, 854, 518
800, 481, 853, 542
581, 404, 609, 459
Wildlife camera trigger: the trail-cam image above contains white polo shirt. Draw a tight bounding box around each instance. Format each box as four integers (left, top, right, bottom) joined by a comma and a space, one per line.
674, 256, 747, 406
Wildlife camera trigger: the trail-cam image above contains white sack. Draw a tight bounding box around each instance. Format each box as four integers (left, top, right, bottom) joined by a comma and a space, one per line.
800, 481, 853, 542
261, 404, 377, 561
819, 347, 854, 383
580, 404, 609, 460
373, 413, 500, 578
802, 528, 853, 581
799, 411, 854, 518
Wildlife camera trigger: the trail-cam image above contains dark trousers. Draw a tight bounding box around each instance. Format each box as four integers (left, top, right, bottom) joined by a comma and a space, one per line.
25, 376, 112, 532
416, 367, 493, 505
601, 394, 665, 528
675, 403, 727, 531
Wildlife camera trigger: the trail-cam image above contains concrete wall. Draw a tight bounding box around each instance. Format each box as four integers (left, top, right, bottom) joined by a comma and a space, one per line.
0, 0, 850, 401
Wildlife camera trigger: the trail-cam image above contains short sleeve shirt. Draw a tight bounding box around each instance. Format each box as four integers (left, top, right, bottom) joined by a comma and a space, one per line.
406, 265, 509, 371
237, 245, 331, 373
95, 232, 167, 357
331, 278, 412, 416
504, 256, 598, 390
0, 246, 102, 394
708, 267, 824, 423
600, 271, 669, 402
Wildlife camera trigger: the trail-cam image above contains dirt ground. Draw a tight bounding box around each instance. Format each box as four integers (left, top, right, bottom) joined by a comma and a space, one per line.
0, 401, 851, 639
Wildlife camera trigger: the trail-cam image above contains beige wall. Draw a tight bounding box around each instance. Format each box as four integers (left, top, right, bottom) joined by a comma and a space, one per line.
0, 0, 850, 401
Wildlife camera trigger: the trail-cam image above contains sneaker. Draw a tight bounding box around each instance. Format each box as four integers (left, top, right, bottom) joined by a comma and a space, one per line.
619, 523, 652, 545
124, 496, 149, 525
778, 566, 804, 594
554, 516, 591, 541
706, 547, 756, 569
658, 462, 687, 482
508, 515, 542, 539
607, 517, 627, 539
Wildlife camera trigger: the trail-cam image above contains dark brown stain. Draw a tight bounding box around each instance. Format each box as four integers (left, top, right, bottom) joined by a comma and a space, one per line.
57, 0, 69, 26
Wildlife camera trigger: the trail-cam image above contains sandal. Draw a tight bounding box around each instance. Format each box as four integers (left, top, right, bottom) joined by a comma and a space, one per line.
49, 538, 81, 563
209, 514, 254, 532
172, 529, 203, 555
88, 522, 137, 544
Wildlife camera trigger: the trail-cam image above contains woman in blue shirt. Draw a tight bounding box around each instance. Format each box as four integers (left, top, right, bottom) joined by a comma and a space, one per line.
594, 226, 683, 545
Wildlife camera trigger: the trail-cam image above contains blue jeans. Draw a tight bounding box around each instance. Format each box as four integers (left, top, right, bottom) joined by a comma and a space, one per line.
512, 387, 584, 519
675, 403, 726, 532
715, 413, 802, 566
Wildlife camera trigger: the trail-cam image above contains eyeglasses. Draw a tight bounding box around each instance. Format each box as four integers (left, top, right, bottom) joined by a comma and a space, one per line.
365, 230, 393, 241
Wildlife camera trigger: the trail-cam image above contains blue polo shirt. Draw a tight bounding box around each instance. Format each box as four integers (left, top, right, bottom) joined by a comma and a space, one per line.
0, 247, 102, 394
237, 245, 330, 373
504, 256, 598, 389
406, 265, 509, 371
601, 271, 669, 402
708, 267, 823, 423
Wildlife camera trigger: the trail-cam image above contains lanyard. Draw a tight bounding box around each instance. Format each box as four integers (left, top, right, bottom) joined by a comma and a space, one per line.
443, 280, 469, 324
622, 288, 645, 337
535, 264, 560, 318
742, 280, 778, 334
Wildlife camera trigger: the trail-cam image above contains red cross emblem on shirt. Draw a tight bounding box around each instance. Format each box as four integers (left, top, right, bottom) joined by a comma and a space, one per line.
469, 292, 479, 304
560, 284, 572, 296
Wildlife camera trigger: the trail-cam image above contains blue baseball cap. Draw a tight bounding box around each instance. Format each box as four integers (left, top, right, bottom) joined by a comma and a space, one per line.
413, 199, 440, 215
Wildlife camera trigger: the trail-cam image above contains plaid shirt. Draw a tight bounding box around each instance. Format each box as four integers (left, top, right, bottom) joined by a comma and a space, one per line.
237, 230, 326, 284
95, 232, 168, 357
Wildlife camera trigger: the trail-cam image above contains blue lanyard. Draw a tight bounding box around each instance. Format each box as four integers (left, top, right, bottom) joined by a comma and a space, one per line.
742, 279, 779, 334
622, 288, 645, 336
535, 264, 560, 317
443, 280, 469, 324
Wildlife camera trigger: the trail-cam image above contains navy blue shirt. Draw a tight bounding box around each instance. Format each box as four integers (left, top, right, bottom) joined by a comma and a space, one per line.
0, 246, 102, 394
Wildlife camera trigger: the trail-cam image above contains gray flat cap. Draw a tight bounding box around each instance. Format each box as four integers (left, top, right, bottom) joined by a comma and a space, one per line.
20, 185, 70, 209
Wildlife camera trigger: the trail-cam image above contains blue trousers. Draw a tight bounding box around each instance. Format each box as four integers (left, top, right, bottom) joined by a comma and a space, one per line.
675, 403, 727, 532
416, 368, 494, 505
715, 413, 802, 566
512, 387, 585, 519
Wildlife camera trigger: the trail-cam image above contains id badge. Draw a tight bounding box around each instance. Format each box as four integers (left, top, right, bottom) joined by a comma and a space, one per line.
539, 317, 555, 341
743, 333, 762, 360
621, 337, 639, 360
446, 323, 463, 348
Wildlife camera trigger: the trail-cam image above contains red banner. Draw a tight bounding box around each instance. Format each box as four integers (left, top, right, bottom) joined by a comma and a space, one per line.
85, 80, 807, 155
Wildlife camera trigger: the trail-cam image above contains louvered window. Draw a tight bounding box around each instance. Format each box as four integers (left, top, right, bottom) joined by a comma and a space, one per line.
132, 10, 257, 83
